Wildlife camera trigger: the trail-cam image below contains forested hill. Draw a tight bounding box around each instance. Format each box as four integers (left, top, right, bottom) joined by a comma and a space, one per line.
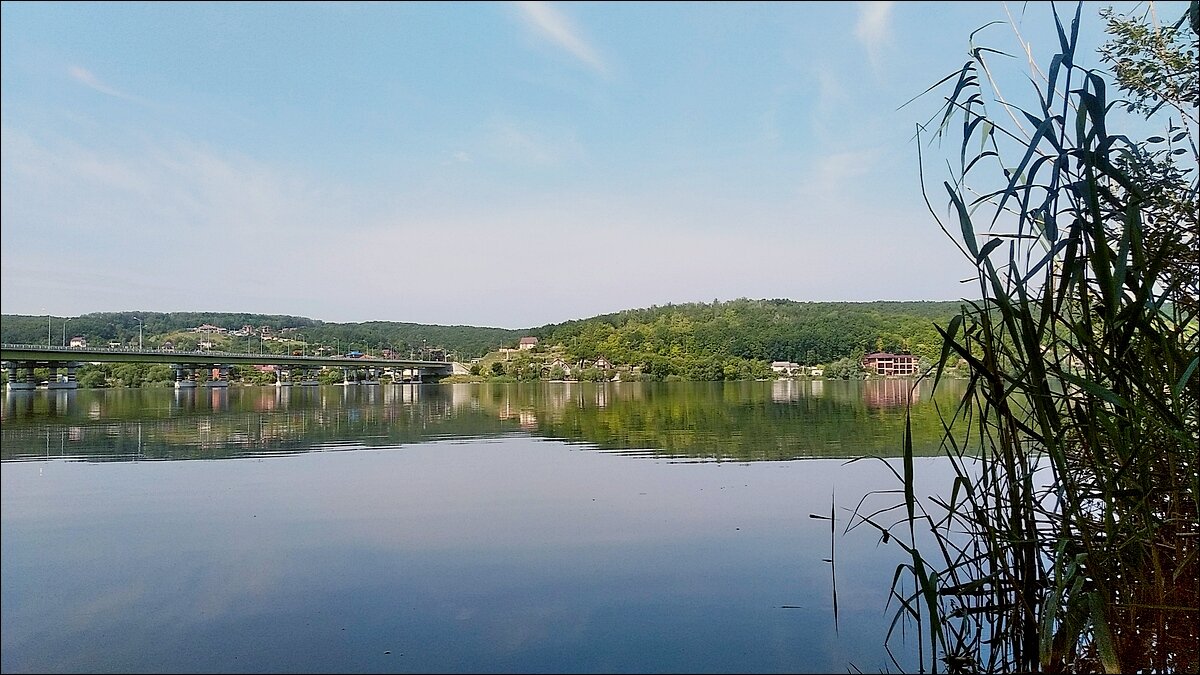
2, 300, 963, 365
0, 312, 521, 359
529, 299, 963, 367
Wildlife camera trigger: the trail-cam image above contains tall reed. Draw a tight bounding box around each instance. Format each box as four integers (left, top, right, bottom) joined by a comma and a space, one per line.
852, 2, 1198, 672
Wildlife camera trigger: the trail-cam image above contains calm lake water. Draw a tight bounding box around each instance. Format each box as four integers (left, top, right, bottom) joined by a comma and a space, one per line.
2, 380, 963, 673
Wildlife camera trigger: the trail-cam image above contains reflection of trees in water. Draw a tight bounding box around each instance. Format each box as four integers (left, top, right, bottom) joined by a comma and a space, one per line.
2, 380, 966, 462
458, 381, 962, 460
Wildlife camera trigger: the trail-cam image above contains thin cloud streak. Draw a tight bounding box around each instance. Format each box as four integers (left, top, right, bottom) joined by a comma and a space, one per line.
67, 65, 146, 103
514, 1, 607, 75
854, 1, 894, 68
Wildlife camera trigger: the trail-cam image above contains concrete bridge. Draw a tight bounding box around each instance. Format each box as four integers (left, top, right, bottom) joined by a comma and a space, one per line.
0, 344, 455, 390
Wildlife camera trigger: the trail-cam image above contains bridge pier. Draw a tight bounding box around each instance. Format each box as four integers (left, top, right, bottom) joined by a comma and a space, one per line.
275, 366, 292, 387
173, 365, 197, 389
47, 362, 78, 390
299, 367, 319, 386
205, 365, 230, 388
5, 362, 35, 391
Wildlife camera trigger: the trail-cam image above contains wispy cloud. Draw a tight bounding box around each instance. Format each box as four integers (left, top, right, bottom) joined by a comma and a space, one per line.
514, 1, 607, 75
797, 149, 876, 205
854, 1, 894, 68
67, 65, 147, 103
488, 121, 583, 166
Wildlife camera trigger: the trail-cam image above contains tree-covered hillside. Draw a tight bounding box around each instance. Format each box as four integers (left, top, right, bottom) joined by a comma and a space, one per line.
2, 299, 963, 373
0, 311, 520, 359
0, 312, 319, 347
530, 298, 961, 373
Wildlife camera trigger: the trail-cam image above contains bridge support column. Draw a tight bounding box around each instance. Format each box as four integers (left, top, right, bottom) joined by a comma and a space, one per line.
343, 368, 356, 385
47, 363, 77, 390
300, 367, 319, 386
5, 362, 35, 390
174, 365, 196, 389
205, 365, 229, 388
276, 367, 291, 387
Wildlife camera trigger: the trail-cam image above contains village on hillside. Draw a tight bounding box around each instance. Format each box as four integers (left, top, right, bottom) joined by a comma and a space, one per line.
447, 335, 930, 383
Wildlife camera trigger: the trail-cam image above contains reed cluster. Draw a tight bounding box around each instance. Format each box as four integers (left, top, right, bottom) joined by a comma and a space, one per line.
853, 3, 1198, 672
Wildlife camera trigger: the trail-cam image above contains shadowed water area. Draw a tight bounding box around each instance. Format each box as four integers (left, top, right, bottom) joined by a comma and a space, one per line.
2, 380, 965, 673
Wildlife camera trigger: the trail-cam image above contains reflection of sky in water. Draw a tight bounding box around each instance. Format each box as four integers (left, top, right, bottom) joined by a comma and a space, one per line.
2, 383, 966, 673
3, 440, 955, 673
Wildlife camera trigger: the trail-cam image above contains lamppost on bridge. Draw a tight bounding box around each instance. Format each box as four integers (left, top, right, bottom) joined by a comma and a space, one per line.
46, 310, 51, 347
133, 317, 143, 350
62, 318, 72, 347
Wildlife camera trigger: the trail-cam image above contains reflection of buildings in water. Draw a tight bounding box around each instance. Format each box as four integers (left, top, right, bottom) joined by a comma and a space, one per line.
252, 387, 277, 412
69, 425, 84, 441
595, 385, 608, 409
89, 400, 102, 419
772, 380, 801, 403
449, 383, 481, 411
498, 398, 514, 421
209, 387, 228, 412
546, 382, 571, 412
616, 381, 645, 401
810, 380, 824, 397
862, 379, 921, 409
519, 410, 538, 430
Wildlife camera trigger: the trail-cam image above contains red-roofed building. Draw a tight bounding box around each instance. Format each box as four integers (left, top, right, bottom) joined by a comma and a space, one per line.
862, 352, 920, 377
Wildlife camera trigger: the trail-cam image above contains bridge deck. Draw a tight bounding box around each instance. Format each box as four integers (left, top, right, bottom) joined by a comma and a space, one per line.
0, 344, 453, 370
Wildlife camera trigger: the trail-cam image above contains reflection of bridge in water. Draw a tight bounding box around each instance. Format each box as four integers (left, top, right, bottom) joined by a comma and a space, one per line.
0, 344, 455, 391
1, 384, 478, 462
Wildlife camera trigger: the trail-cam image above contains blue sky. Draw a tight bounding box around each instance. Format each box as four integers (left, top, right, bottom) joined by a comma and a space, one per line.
0, 1, 1181, 328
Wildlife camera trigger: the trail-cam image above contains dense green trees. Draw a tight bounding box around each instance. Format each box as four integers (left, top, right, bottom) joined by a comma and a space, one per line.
527, 299, 957, 380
